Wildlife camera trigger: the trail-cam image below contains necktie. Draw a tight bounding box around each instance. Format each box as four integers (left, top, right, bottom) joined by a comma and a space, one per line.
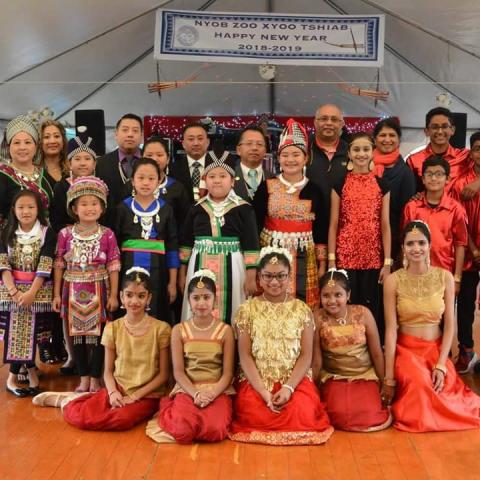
247, 168, 259, 193
122, 155, 134, 179
191, 161, 201, 188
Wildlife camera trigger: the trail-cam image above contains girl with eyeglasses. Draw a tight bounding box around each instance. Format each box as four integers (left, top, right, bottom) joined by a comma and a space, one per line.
229, 247, 333, 445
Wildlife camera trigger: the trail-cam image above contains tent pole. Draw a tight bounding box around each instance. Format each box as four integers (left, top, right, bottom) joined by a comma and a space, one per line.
267, 0, 276, 115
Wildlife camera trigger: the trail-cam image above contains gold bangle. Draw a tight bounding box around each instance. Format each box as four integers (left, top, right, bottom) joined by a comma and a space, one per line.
453, 274, 462, 283
473, 249, 480, 258
434, 364, 447, 376
328, 253, 336, 261
384, 258, 393, 267
383, 378, 397, 387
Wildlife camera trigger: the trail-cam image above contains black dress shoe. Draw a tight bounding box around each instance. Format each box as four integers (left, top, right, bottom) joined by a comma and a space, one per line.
27, 386, 41, 396
6, 386, 29, 397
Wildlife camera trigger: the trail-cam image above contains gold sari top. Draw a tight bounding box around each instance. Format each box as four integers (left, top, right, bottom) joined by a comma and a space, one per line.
395, 267, 446, 327
170, 321, 234, 396
315, 305, 378, 383
235, 297, 313, 391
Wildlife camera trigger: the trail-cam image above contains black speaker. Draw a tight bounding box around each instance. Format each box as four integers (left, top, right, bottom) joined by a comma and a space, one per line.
74, 109, 106, 155
450, 112, 467, 149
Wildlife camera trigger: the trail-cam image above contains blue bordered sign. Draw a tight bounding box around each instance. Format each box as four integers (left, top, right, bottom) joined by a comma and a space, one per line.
154, 10, 384, 66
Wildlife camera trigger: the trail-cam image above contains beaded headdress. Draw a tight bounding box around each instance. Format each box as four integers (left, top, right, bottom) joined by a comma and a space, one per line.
278, 118, 308, 154
67, 127, 97, 160
0, 115, 39, 162
258, 246, 293, 266
66, 176, 108, 218
191, 269, 217, 289
203, 150, 236, 178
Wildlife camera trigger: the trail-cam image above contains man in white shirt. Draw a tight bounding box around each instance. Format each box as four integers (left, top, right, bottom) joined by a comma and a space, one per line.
234, 126, 274, 201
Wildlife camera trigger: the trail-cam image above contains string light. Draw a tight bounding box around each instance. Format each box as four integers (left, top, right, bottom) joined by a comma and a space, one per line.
144, 115, 383, 140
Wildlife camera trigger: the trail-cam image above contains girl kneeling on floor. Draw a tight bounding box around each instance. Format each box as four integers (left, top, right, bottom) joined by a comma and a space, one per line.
33, 267, 171, 431
147, 269, 235, 444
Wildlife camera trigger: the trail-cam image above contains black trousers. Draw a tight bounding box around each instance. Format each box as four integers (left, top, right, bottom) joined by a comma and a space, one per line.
10, 362, 35, 374
73, 337, 104, 378
347, 269, 384, 341
457, 271, 480, 348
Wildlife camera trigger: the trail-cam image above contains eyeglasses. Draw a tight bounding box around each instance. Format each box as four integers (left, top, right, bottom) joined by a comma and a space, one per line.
423, 171, 447, 179
238, 141, 266, 148
315, 116, 343, 123
260, 272, 289, 283
428, 124, 452, 131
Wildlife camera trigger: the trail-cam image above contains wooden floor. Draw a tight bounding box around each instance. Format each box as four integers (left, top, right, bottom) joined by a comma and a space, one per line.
1, 326, 480, 479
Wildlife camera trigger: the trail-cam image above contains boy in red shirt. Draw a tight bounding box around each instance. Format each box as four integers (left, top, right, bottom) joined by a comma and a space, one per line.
450, 132, 480, 373
402, 156, 467, 295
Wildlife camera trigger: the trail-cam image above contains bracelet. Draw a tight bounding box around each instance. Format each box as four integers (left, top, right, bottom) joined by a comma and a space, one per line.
282, 384, 295, 395
434, 364, 447, 376
383, 378, 397, 387
453, 274, 462, 283
108, 390, 118, 397
9, 289, 18, 296
473, 249, 480, 258
193, 391, 200, 400
328, 253, 336, 261
384, 258, 393, 267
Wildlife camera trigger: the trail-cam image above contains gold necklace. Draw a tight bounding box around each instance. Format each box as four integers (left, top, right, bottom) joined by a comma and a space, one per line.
123, 314, 151, 336
191, 316, 216, 331
326, 308, 348, 326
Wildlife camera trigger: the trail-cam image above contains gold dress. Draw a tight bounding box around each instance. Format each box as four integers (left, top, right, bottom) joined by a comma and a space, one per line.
230, 297, 333, 445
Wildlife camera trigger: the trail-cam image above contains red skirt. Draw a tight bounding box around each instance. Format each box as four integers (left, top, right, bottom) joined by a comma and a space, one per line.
229, 377, 333, 445
321, 379, 391, 432
63, 388, 159, 431
158, 393, 232, 444
393, 333, 480, 432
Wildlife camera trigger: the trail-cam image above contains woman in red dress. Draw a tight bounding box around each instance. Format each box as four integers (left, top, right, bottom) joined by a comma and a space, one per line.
383, 221, 480, 432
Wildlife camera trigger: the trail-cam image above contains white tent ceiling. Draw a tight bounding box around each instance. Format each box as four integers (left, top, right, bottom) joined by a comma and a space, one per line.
1, 0, 480, 129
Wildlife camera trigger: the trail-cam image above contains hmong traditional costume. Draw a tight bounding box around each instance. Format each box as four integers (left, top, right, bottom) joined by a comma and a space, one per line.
150, 321, 234, 443
315, 305, 391, 432
116, 197, 179, 322
0, 222, 55, 366
54, 225, 120, 365
253, 177, 328, 310
63, 316, 171, 431
0, 165, 53, 222
229, 297, 333, 445
392, 267, 480, 432
180, 193, 260, 324
123, 176, 191, 235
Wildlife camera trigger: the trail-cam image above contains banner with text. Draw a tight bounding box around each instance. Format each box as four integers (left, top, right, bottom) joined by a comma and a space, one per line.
154, 10, 384, 66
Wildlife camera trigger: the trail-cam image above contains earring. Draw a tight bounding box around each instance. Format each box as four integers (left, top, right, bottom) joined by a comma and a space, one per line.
154, 187, 160, 199
346, 159, 354, 171
425, 252, 430, 269
120, 304, 126, 310
146, 305, 151, 312
402, 254, 409, 269
132, 187, 136, 197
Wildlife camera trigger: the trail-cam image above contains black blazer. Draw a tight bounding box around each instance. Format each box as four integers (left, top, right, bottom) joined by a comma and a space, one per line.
233, 163, 274, 202
95, 150, 127, 206
169, 155, 213, 204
